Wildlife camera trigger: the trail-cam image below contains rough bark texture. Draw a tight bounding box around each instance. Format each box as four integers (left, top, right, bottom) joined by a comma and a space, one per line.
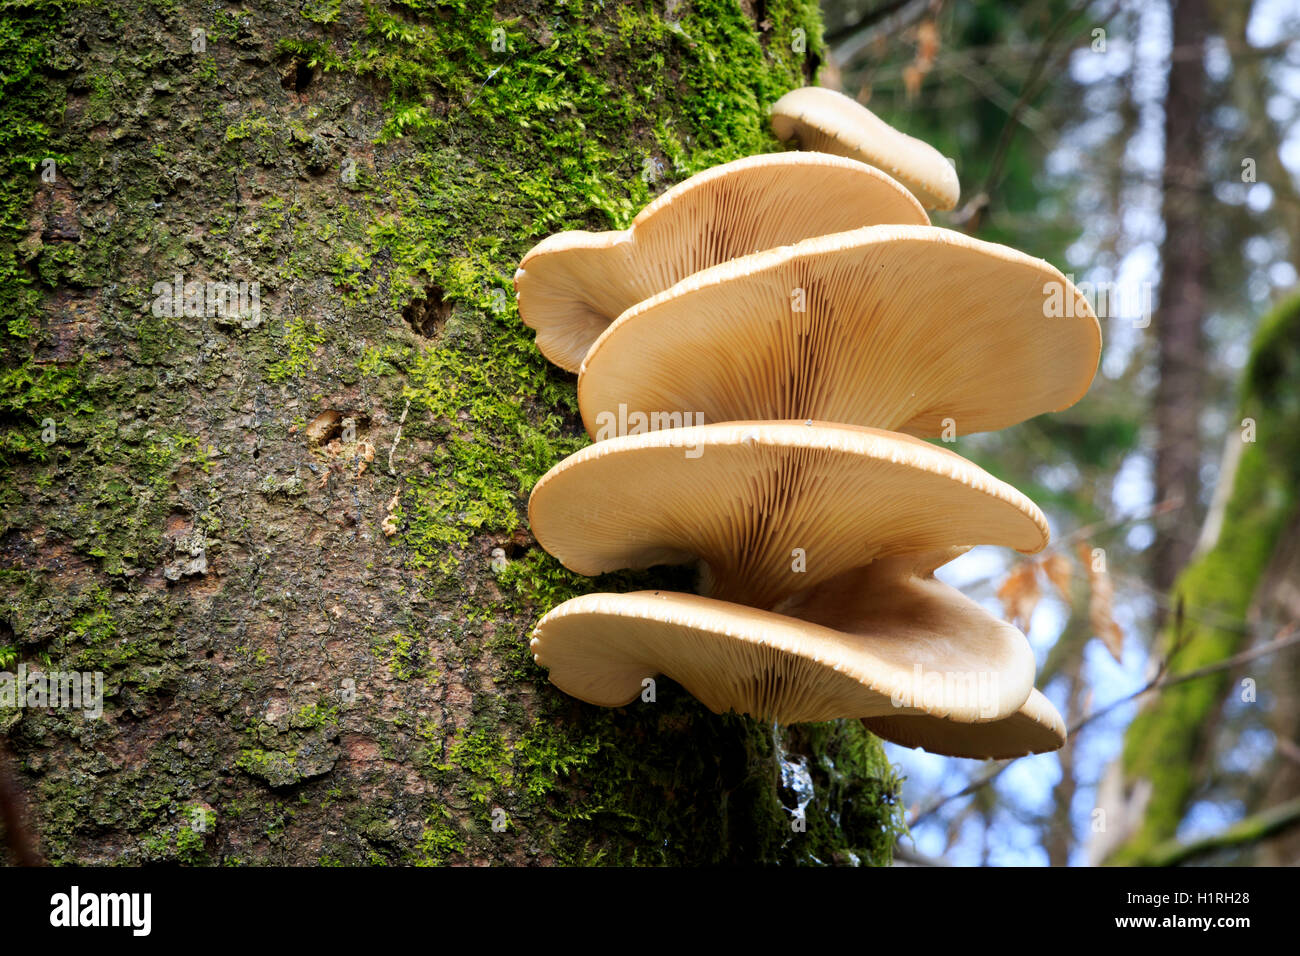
1150, 0, 1208, 599
0, 0, 904, 866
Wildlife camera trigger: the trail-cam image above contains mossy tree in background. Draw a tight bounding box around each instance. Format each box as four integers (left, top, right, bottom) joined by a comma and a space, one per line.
1108, 293, 1300, 864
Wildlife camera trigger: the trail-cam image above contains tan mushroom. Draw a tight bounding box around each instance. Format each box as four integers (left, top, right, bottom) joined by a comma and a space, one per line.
514, 152, 929, 371
527, 420, 1048, 608
578, 224, 1100, 439
514, 116, 1088, 759
529, 587, 1036, 726
862, 688, 1066, 759
770, 86, 960, 210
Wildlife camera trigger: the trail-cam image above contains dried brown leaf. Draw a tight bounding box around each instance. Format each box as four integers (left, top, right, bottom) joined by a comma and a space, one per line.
902, 64, 923, 101
1079, 541, 1123, 663
916, 20, 939, 68
1041, 552, 1073, 604
997, 561, 1041, 633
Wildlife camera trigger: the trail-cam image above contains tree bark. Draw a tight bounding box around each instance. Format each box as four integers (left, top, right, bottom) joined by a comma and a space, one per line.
1151, 0, 1209, 599
0, 0, 902, 866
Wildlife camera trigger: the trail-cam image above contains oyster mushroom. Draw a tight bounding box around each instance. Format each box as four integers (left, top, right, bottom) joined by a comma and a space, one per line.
770, 86, 960, 210
529, 586, 1035, 727
579, 224, 1100, 439
527, 421, 1047, 608
514, 152, 929, 371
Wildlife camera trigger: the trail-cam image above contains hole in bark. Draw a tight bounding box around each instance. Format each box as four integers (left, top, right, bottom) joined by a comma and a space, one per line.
282, 59, 315, 93
304, 409, 371, 446
498, 527, 534, 559
205, 650, 215, 659
403, 287, 452, 339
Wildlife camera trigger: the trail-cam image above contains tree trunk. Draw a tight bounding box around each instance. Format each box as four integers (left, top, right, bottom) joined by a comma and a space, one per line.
0, 0, 903, 866
1151, 0, 1209, 599
1107, 292, 1300, 863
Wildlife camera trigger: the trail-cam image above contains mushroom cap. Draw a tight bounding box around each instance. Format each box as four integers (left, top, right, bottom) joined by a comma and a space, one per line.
528, 421, 1048, 608
513, 152, 929, 371
770, 86, 960, 210
862, 688, 1066, 759
578, 224, 1101, 439
529, 588, 1036, 726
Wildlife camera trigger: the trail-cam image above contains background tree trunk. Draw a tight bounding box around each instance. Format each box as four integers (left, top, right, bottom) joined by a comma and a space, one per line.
1108, 292, 1300, 863
0, 0, 904, 866
1151, 0, 1209, 600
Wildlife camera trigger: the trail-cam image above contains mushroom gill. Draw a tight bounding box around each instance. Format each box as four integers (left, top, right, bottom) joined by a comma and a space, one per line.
529, 581, 1037, 728
527, 421, 1047, 610
578, 225, 1100, 439
514, 152, 928, 371
513, 93, 1093, 759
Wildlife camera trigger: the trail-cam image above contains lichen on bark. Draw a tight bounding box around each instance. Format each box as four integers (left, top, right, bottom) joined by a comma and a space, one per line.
1, 0, 903, 865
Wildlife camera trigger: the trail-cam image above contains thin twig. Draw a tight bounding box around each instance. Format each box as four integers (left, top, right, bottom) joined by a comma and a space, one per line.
956, 0, 1122, 230
387, 398, 410, 477
907, 623, 1300, 828
891, 842, 951, 866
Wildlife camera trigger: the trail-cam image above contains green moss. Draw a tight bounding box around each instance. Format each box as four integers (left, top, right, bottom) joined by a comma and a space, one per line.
266, 316, 327, 382
4, 0, 904, 865
174, 804, 216, 865
428, 726, 517, 806
416, 807, 467, 866
0, 0, 75, 351
416, 689, 900, 865
376, 632, 419, 681
0, 360, 95, 461
1113, 292, 1300, 862
292, 702, 339, 730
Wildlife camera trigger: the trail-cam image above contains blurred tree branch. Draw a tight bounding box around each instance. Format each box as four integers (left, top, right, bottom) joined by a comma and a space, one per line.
908, 624, 1300, 830
827, 0, 934, 64
1129, 795, 1300, 866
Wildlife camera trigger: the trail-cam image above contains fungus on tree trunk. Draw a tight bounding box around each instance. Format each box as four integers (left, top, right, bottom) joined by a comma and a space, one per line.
578, 225, 1100, 437
769, 86, 961, 211
514, 152, 928, 371
515, 87, 1100, 759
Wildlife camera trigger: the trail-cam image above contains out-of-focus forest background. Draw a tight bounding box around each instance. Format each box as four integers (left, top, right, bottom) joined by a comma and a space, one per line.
827, 0, 1300, 865
1, 0, 1295, 869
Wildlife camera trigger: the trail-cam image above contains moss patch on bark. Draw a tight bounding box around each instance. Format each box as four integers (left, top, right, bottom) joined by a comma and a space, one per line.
2, 0, 902, 866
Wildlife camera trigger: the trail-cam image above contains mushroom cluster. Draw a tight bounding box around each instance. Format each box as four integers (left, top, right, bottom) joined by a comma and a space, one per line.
514, 87, 1101, 759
